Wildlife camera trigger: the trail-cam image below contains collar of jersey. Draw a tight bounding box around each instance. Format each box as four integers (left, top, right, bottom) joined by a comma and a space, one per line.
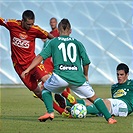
118, 79, 129, 86
59, 35, 69, 37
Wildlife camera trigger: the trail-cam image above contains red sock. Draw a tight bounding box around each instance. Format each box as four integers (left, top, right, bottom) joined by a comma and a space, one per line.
53, 101, 64, 114
66, 87, 70, 93
61, 91, 69, 98
62, 91, 77, 105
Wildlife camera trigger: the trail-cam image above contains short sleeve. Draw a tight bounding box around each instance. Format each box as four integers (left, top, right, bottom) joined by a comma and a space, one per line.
33, 25, 48, 39
0, 18, 15, 30
39, 39, 52, 60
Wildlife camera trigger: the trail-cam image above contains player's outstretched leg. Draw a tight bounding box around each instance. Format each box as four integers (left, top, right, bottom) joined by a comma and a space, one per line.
53, 101, 71, 117
33, 85, 68, 116
38, 89, 54, 122
88, 96, 117, 124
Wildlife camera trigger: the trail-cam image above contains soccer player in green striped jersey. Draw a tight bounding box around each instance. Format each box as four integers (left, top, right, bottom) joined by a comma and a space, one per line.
21, 18, 117, 124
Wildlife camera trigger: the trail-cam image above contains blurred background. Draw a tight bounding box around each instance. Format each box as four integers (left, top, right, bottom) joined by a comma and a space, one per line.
0, 0, 132, 85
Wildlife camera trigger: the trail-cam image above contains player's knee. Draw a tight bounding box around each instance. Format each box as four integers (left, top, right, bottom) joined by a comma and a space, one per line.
87, 95, 98, 103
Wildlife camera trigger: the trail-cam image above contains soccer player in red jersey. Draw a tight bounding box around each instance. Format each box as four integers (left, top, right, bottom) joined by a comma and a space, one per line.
49, 17, 59, 37
0, 10, 53, 98
0, 10, 69, 117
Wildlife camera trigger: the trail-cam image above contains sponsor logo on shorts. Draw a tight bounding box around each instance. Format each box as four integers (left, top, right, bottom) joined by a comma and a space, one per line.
12, 37, 30, 48
113, 104, 117, 107
59, 64, 78, 71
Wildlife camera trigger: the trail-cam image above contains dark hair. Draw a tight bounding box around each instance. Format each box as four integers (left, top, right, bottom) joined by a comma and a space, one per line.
22, 10, 35, 21
58, 18, 71, 31
117, 63, 129, 74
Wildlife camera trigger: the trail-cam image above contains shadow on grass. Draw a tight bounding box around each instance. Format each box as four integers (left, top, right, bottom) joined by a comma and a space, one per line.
0, 115, 40, 122
0, 114, 109, 124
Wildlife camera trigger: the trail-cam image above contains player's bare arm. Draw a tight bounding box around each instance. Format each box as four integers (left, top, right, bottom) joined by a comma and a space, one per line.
83, 64, 89, 81
47, 33, 54, 39
21, 55, 43, 79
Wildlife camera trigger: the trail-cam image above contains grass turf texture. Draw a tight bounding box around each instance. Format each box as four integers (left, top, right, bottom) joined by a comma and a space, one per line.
0, 85, 133, 133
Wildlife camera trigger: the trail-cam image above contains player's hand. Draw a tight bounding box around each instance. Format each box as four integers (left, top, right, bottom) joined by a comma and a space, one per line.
21, 69, 29, 79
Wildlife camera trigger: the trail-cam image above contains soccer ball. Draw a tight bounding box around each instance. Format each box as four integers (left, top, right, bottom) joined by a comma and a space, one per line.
71, 103, 87, 118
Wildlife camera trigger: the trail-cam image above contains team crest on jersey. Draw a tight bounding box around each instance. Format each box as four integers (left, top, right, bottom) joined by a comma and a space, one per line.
19, 32, 28, 39
113, 89, 127, 98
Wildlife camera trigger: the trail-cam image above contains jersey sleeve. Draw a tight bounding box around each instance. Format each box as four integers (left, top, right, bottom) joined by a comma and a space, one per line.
33, 25, 48, 39
39, 40, 52, 60
78, 41, 91, 66
0, 17, 10, 29
128, 80, 133, 90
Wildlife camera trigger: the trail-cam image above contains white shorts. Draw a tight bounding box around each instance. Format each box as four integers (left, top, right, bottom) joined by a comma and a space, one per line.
44, 72, 95, 99
108, 98, 128, 117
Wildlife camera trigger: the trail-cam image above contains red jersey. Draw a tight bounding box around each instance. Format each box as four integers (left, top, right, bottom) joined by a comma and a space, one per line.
43, 28, 59, 73
50, 28, 59, 37
0, 18, 48, 69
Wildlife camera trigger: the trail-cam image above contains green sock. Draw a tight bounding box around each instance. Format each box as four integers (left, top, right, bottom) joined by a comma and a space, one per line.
42, 90, 54, 113
77, 99, 86, 106
86, 104, 100, 115
94, 98, 111, 121
66, 99, 85, 107
66, 99, 73, 106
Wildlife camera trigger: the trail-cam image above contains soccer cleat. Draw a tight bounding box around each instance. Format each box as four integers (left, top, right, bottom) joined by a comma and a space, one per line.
61, 108, 72, 118
62, 111, 71, 118
38, 112, 54, 122
67, 94, 77, 105
33, 93, 38, 98
54, 94, 66, 109
108, 117, 117, 124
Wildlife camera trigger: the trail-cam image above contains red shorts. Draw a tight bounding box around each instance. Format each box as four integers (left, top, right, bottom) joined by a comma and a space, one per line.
43, 57, 54, 74
14, 62, 49, 91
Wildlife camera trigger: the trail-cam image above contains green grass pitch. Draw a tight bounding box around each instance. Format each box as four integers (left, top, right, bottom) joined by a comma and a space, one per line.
0, 85, 133, 133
